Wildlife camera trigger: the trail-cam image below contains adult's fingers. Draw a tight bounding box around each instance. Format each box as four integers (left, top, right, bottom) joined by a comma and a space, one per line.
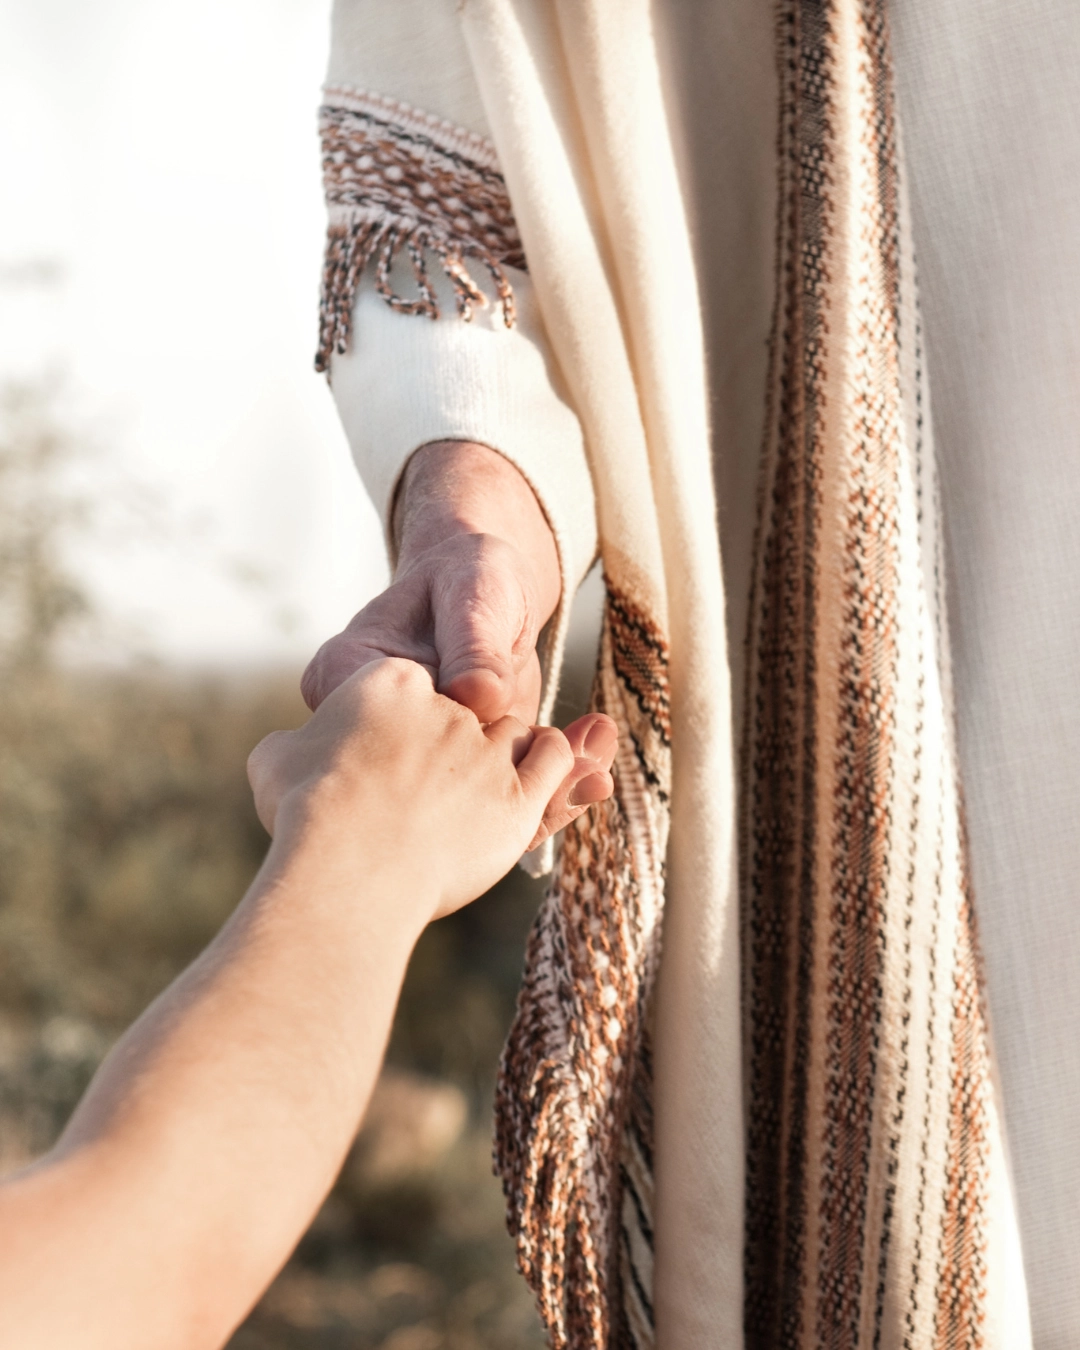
300, 577, 436, 711
301, 632, 382, 711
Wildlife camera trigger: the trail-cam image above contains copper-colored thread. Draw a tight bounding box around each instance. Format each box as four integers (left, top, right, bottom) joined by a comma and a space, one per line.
495, 587, 670, 1348
315, 92, 526, 374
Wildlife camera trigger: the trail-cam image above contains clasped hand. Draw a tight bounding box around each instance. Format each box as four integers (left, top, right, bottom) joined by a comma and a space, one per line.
300, 441, 614, 851
251, 657, 616, 926
0, 447, 614, 1350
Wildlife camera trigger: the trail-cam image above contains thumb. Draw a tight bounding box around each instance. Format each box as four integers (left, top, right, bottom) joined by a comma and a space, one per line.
432, 556, 539, 723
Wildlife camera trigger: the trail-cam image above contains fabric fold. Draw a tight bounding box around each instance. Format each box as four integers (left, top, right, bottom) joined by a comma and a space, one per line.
462, 3, 740, 1345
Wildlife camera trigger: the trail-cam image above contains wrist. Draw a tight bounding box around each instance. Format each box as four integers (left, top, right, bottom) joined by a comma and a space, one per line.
394, 441, 561, 622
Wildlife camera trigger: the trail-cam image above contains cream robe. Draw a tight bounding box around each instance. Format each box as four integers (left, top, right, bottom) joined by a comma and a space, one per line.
323, 1, 1080, 1346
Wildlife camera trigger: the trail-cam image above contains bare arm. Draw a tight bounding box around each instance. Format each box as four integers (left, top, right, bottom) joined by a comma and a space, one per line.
0, 819, 417, 1350
0, 663, 612, 1350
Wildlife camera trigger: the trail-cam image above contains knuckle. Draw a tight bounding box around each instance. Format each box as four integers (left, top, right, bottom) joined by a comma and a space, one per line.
396, 656, 430, 687
536, 725, 574, 771
247, 730, 288, 789
437, 692, 476, 730
370, 656, 430, 697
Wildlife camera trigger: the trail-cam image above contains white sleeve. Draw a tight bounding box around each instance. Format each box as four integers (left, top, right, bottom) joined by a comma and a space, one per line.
328, 259, 598, 637
318, 0, 599, 723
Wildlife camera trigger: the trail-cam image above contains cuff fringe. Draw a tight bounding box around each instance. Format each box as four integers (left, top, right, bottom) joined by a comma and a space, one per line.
315, 88, 525, 374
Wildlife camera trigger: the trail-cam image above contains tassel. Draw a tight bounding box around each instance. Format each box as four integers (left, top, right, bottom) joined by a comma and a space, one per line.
315, 87, 526, 374
315, 214, 517, 374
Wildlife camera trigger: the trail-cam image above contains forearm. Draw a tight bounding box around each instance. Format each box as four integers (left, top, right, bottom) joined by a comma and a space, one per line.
330, 268, 596, 623
0, 814, 427, 1350
0, 604, 607, 1348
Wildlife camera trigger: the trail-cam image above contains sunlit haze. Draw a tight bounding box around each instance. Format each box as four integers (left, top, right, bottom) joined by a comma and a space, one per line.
1, 0, 387, 667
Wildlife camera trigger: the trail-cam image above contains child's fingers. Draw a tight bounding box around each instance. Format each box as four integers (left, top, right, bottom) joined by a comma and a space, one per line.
523, 766, 615, 852
563, 713, 618, 767
487, 713, 618, 850
565, 765, 615, 806
483, 714, 537, 765
514, 725, 577, 810
522, 714, 619, 847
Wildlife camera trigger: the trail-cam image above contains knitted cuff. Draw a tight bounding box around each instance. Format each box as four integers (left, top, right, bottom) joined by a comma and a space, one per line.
328, 259, 598, 730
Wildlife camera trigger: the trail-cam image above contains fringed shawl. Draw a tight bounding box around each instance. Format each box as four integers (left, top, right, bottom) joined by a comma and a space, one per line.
317, 1, 1026, 1345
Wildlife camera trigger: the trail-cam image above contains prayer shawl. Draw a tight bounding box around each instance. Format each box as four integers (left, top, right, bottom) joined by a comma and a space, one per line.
317, 1, 1028, 1345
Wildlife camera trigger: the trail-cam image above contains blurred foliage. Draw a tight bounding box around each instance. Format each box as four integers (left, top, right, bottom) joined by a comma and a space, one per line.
0, 380, 92, 672
0, 380, 548, 1347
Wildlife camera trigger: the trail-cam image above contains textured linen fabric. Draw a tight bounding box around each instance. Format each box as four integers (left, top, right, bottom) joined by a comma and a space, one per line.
671, 1, 1027, 1341
659, 2, 1079, 1343
326, 0, 490, 138
890, 5, 1080, 1346
321, 0, 1080, 1344
459, 6, 741, 1341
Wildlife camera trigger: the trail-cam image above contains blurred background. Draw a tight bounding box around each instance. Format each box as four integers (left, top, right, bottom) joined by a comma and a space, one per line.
0, 1, 597, 1344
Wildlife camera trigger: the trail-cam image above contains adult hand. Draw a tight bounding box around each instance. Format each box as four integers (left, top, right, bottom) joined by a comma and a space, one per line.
301, 441, 609, 845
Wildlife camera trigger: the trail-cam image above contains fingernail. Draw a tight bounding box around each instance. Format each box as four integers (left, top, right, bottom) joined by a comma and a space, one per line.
569, 773, 608, 807
582, 719, 617, 762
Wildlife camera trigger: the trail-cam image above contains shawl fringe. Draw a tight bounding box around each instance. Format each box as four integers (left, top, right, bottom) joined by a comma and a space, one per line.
315, 86, 523, 373
495, 583, 670, 1350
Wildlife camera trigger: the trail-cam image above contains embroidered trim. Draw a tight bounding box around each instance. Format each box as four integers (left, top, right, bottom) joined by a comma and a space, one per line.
741, 0, 995, 1344
325, 86, 502, 171
315, 87, 525, 373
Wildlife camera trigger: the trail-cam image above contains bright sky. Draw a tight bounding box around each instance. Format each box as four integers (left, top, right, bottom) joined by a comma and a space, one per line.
0, 0, 387, 667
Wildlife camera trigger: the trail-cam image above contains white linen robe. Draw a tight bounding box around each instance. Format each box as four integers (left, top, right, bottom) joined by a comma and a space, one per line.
323, 2, 1080, 1345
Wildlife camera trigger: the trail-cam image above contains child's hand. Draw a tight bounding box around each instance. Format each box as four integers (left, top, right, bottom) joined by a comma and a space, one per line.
247, 659, 616, 927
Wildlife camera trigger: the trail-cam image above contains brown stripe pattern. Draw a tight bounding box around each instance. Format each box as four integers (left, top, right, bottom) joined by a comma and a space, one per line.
315, 87, 524, 373
316, 97, 669, 1342
935, 875, 992, 1350
495, 580, 670, 1350
742, 0, 999, 1347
